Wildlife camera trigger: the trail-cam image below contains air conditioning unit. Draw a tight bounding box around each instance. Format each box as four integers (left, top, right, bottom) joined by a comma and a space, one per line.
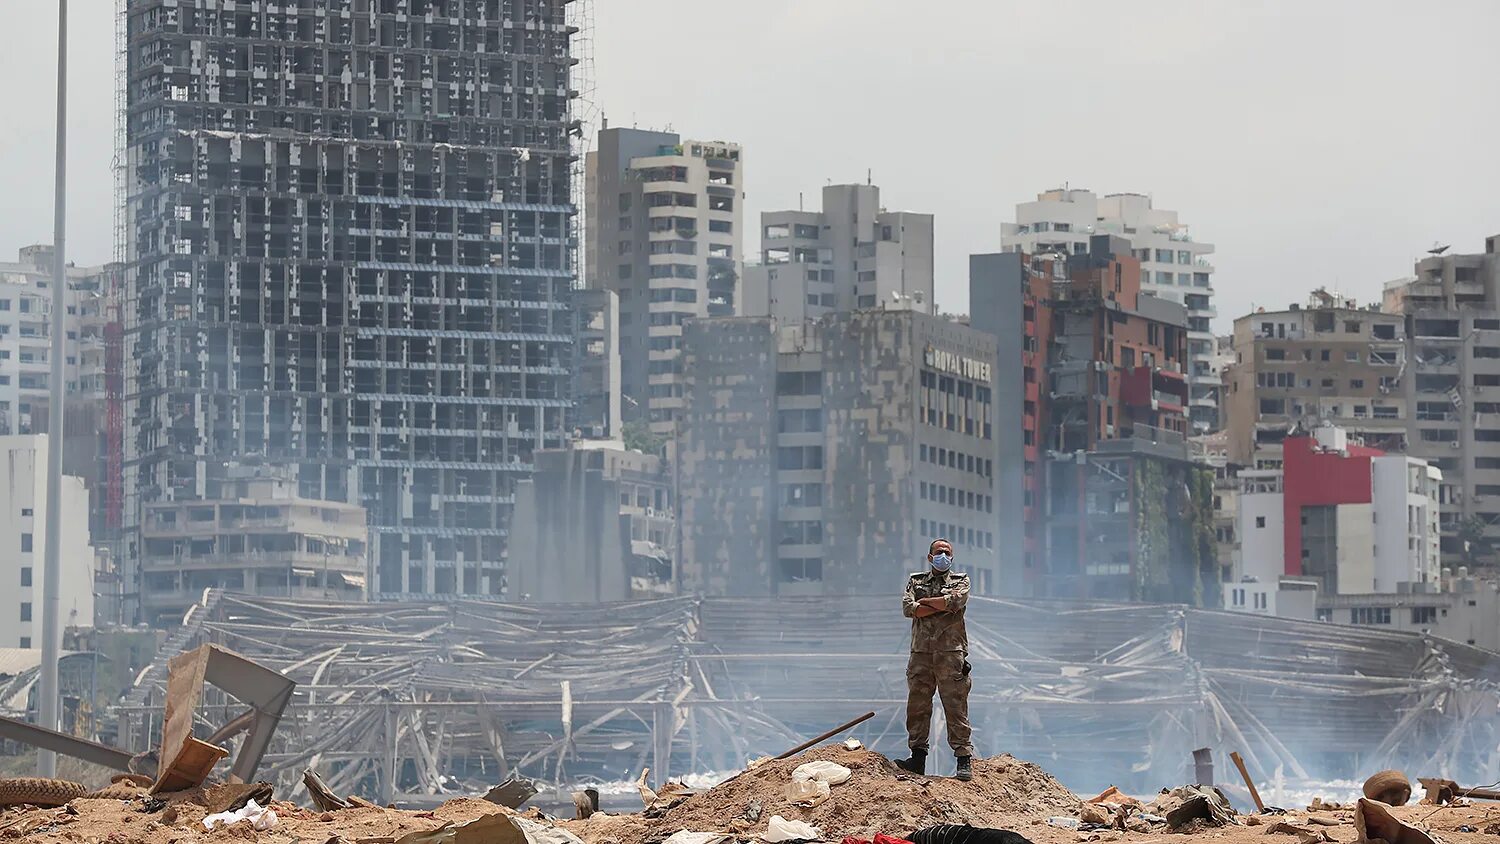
1451, 441, 1462, 450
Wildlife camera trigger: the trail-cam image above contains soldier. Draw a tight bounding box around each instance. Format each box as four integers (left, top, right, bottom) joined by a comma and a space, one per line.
896, 538, 973, 781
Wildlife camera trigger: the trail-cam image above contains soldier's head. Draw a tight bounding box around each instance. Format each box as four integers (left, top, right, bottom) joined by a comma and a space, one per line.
927, 538, 953, 573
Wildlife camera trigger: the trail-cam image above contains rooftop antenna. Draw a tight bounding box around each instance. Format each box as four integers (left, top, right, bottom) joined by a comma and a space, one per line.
798, 192, 803, 212
867, 168, 872, 186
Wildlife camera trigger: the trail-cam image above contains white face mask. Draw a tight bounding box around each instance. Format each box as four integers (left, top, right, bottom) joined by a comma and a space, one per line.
930, 553, 952, 572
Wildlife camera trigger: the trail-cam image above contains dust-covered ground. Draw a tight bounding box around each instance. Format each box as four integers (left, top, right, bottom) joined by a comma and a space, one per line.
2, 746, 1492, 844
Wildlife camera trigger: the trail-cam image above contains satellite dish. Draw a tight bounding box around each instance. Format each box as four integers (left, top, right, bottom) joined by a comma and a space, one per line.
1429, 242, 1451, 256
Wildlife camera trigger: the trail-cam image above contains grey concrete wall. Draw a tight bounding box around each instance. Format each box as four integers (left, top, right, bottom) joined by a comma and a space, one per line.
969, 253, 1027, 595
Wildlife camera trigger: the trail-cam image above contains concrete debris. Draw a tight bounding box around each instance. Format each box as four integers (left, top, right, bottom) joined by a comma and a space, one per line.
306, 768, 352, 812
485, 777, 540, 810
1148, 786, 1236, 829
1354, 798, 1437, 844
1087, 786, 1140, 807
1263, 821, 1331, 844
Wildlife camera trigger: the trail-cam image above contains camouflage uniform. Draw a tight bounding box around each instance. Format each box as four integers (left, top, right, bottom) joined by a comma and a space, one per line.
901, 569, 973, 758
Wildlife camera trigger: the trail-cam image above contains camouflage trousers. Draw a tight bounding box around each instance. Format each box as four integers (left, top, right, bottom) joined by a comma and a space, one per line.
905, 650, 973, 757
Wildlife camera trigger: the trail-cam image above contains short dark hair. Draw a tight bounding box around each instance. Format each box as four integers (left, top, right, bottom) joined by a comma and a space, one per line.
929, 538, 951, 554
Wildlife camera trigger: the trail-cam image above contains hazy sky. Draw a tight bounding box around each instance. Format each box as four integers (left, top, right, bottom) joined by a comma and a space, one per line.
3, 1, 1497, 330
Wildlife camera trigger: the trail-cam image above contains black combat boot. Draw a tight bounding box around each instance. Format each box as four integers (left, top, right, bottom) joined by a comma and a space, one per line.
896, 749, 927, 775
955, 755, 973, 782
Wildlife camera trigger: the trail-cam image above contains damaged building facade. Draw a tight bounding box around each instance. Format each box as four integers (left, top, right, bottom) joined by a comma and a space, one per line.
509, 439, 675, 602
123, 0, 578, 612
972, 236, 1214, 602
677, 309, 1002, 597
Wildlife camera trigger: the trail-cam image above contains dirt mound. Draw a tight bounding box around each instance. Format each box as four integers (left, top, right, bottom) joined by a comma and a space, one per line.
566, 746, 1079, 844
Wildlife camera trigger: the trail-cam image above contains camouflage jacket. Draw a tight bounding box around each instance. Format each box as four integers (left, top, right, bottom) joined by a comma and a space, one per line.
902, 569, 970, 653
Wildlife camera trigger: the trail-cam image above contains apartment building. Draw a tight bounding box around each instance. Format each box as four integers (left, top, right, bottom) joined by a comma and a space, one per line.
138, 466, 366, 626
0, 436, 95, 648
1228, 426, 1441, 608
0, 246, 112, 538
971, 236, 1206, 600
1385, 235, 1500, 563
1223, 291, 1407, 467
1000, 189, 1220, 432
123, 1, 578, 609
585, 126, 744, 437
677, 310, 1001, 597
742, 184, 934, 321
509, 441, 675, 603
572, 289, 620, 440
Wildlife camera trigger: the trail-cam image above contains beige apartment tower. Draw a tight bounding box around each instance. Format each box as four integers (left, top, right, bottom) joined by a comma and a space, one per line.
585, 125, 744, 437
742, 184, 935, 321
1224, 290, 1407, 467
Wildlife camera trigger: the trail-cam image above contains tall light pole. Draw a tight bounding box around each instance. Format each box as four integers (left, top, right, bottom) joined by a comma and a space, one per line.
38, 0, 68, 778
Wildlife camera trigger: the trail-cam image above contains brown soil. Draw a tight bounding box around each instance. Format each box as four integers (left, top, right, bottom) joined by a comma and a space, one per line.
3, 748, 1497, 844
564, 746, 1081, 844
1, 791, 516, 843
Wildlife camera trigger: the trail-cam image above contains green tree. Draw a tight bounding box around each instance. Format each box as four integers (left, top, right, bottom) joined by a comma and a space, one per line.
622, 421, 664, 454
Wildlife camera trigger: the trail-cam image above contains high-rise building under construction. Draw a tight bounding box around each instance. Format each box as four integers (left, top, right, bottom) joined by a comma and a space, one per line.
122, 0, 579, 614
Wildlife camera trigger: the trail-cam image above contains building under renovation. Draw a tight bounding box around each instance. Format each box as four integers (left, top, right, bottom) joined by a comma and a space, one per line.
122, 0, 579, 613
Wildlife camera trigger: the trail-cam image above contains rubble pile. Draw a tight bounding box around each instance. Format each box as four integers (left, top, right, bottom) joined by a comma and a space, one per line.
565, 747, 1081, 844
5, 748, 1499, 844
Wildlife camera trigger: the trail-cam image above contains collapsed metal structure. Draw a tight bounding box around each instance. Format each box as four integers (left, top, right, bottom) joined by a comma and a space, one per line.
116, 591, 1500, 802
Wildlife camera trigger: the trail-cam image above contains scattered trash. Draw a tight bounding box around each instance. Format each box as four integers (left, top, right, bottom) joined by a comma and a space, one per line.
1354, 797, 1437, 844
1457, 826, 1478, 833
742, 800, 764, 823
1047, 817, 1082, 830
1231, 752, 1267, 814
1416, 776, 1500, 806
202, 797, 279, 832
661, 832, 732, 844
771, 712, 876, 761
1363, 770, 1412, 806
203, 780, 274, 815
791, 760, 853, 786
843, 739, 864, 751
1483, 822, 1500, 835
1309, 797, 1345, 812
1149, 786, 1236, 829
485, 775, 539, 810
784, 777, 831, 807
908, 826, 1034, 844
764, 815, 821, 842
306, 768, 352, 811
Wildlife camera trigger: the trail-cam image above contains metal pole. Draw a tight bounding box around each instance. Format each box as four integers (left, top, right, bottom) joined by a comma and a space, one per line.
38, 0, 69, 779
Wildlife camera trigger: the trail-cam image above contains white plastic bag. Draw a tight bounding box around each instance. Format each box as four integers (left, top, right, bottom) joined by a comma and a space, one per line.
791, 760, 852, 786
203, 798, 278, 831
784, 778, 831, 807
764, 815, 821, 843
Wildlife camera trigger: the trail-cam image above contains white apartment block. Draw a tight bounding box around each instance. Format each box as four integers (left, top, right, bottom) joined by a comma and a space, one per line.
0, 435, 95, 648
742, 183, 934, 322
0, 246, 109, 442
1000, 189, 1219, 432
586, 126, 744, 437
